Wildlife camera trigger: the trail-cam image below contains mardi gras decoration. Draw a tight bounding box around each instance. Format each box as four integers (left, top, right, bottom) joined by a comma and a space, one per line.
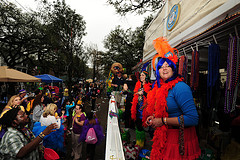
106, 62, 125, 95
111, 62, 123, 75
152, 37, 179, 71
106, 70, 114, 93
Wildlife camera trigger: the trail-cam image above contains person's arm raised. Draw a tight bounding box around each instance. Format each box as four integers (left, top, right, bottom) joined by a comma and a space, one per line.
16, 123, 58, 158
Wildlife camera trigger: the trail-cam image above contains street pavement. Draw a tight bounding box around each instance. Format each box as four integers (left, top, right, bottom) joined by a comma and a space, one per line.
64, 93, 109, 160
63, 91, 152, 160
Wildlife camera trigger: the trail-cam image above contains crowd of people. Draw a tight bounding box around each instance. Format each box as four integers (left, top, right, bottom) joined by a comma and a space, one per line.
0, 81, 105, 160
0, 37, 202, 160
110, 38, 201, 160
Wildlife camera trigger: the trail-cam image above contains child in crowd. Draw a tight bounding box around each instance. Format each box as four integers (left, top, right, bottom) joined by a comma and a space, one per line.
62, 99, 75, 129
76, 93, 83, 105
79, 112, 104, 160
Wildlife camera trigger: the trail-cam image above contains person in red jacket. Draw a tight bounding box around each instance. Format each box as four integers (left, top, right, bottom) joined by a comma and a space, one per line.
131, 70, 151, 148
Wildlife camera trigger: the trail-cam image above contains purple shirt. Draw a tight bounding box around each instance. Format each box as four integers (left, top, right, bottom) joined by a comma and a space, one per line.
72, 113, 86, 134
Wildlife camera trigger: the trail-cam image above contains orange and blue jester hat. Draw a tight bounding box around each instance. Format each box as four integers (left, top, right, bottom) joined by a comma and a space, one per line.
152, 37, 179, 87
152, 37, 179, 71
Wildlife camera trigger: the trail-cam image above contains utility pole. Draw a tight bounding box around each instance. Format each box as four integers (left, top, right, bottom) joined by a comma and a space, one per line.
93, 49, 97, 82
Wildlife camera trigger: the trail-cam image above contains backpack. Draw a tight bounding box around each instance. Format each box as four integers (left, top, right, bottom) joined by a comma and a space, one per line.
85, 128, 98, 144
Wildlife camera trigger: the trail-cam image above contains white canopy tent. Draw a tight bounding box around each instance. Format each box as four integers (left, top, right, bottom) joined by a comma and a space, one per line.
143, 0, 240, 64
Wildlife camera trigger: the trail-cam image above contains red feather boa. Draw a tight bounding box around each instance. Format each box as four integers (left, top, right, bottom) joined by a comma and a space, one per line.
142, 77, 183, 160
131, 81, 151, 121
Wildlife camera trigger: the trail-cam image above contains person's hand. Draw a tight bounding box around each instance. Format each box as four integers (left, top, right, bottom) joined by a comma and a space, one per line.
136, 90, 143, 95
42, 123, 58, 135
151, 118, 163, 128
123, 84, 128, 91
146, 116, 154, 126
12, 105, 18, 108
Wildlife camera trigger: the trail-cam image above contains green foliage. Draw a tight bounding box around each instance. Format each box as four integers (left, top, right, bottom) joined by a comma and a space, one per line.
35, 0, 87, 88
0, 0, 88, 86
102, 15, 153, 75
103, 26, 140, 75
0, 1, 48, 67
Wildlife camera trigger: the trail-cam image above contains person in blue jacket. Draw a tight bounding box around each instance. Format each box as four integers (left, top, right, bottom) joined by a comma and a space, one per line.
143, 37, 201, 160
62, 99, 75, 130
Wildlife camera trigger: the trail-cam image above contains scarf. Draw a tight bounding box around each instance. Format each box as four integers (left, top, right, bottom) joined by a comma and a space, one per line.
142, 77, 183, 160
131, 81, 151, 121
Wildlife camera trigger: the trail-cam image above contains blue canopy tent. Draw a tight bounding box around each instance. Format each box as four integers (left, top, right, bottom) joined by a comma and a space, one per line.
35, 74, 63, 83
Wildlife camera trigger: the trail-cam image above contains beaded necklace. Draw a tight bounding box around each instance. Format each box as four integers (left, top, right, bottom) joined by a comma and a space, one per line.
225, 36, 238, 113
178, 55, 184, 77
190, 50, 199, 91
21, 127, 36, 142
232, 37, 240, 110
17, 127, 44, 156
178, 55, 188, 83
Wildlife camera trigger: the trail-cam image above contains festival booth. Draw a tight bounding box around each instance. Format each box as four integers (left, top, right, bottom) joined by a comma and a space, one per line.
0, 66, 41, 82
35, 74, 63, 83
0, 66, 41, 108
35, 74, 63, 94
141, 0, 240, 159
105, 95, 125, 160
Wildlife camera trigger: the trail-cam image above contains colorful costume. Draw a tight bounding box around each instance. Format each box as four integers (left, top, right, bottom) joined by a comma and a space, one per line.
131, 81, 152, 121
131, 79, 151, 148
142, 37, 201, 160
111, 63, 125, 106
32, 121, 64, 153
106, 71, 114, 98
33, 115, 64, 152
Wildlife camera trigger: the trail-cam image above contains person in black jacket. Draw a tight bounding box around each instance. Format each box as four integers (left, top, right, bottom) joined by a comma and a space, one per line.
123, 74, 137, 128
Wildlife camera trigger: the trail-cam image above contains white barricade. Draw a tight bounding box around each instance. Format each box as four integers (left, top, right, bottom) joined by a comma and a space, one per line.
105, 95, 125, 160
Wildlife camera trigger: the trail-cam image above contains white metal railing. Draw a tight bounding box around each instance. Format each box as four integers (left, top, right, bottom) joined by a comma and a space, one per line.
105, 95, 125, 160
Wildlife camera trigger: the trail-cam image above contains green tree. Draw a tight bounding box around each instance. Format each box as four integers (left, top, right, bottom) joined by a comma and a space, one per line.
36, 0, 87, 90
72, 54, 89, 81
103, 15, 153, 75
85, 44, 106, 81
0, 1, 49, 68
106, 0, 164, 16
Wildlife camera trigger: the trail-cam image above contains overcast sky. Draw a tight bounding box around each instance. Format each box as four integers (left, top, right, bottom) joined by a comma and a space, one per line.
9, 0, 148, 51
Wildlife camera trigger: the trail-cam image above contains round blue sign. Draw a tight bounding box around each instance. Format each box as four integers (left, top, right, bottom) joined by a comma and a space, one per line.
167, 4, 180, 31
